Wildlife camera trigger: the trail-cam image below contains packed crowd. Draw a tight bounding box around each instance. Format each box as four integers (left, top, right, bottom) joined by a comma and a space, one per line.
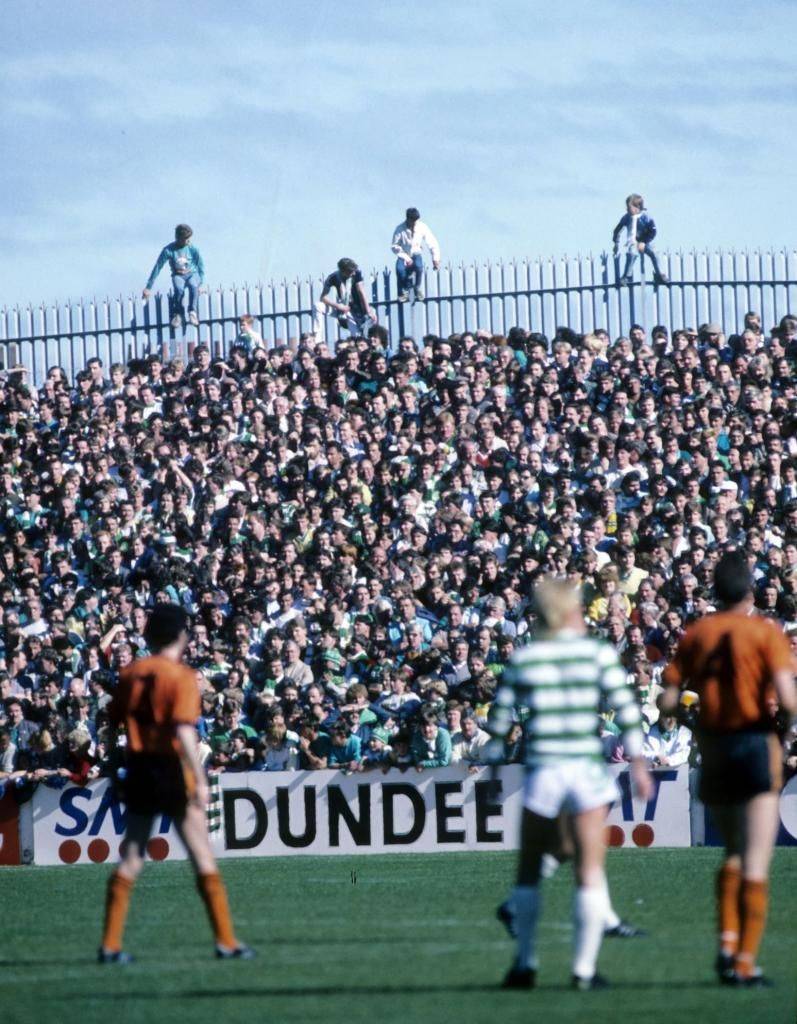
2, 310, 797, 796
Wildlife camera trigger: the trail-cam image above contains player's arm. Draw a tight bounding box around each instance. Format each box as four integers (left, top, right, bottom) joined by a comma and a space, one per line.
173, 668, 206, 803
484, 669, 517, 764
600, 646, 652, 799
486, 668, 516, 740
773, 668, 796, 717
108, 670, 129, 728
765, 626, 796, 725
176, 723, 209, 806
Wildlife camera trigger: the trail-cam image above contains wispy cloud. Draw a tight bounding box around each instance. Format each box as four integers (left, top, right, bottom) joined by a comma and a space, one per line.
1, 0, 796, 307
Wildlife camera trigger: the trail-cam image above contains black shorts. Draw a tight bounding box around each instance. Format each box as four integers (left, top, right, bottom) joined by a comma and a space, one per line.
698, 730, 782, 805
119, 753, 192, 818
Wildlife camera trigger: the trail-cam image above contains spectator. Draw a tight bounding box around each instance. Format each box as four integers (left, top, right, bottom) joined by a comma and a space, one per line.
297, 719, 331, 770
391, 207, 441, 303
450, 709, 490, 767
256, 723, 299, 771
0, 727, 18, 775
142, 223, 205, 329
359, 725, 392, 770
234, 315, 265, 356
313, 258, 377, 341
5, 699, 39, 752
612, 194, 668, 286
327, 721, 362, 772
642, 697, 692, 767
411, 710, 452, 770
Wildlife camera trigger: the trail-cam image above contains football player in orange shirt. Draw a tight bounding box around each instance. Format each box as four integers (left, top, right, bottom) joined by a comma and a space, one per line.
662, 551, 795, 987
99, 603, 254, 963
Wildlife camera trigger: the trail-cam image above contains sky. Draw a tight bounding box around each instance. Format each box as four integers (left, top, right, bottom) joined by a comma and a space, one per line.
2, 0, 796, 308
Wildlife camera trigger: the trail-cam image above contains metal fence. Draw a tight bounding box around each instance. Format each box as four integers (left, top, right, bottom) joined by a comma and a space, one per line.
2, 248, 796, 386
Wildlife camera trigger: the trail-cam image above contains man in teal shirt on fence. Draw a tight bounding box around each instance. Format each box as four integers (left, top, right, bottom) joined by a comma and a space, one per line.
142, 223, 205, 329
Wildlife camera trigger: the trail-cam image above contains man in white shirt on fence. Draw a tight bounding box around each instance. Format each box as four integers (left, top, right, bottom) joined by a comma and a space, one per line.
391, 207, 440, 303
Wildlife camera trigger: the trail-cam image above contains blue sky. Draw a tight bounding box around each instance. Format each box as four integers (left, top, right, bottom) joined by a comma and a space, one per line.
2, 0, 796, 307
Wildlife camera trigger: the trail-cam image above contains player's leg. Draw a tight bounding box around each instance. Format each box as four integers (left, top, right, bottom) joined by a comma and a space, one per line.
539, 807, 642, 937
708, 802, 743, 977
174, 800, 254, 959
734, 789, 780, 983
595, 800, 645, 937
569, 803, 612, 989
502, 807, 558, 988
99, 811, 153, 961
499, 810, 587, 936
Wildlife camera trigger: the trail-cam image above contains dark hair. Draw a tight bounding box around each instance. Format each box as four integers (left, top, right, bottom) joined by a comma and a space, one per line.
175, 223, 193, 238
143, 603, 189, 650
713, 551, 752, 605
406, 207, 420, 222
337, 258, 358, 275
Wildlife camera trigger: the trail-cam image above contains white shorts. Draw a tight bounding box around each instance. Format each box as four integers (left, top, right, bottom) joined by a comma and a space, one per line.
523, 759, 619, 818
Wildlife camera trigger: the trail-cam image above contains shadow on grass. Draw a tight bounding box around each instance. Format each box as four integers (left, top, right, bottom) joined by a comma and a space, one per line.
112, 979, 722, 1000
1, 958, 94, 969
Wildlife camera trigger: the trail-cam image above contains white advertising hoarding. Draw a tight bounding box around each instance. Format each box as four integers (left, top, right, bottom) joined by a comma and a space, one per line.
27, 764, 691, 866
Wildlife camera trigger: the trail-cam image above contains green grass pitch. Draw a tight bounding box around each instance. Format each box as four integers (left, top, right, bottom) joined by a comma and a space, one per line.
1, 849, 794, 1024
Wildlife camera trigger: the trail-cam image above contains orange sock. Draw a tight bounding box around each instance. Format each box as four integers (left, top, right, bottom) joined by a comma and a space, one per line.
101, 871, 135, 953
735, 879, 768, 979
716, 863, 742, 956
197, 872, 237, 948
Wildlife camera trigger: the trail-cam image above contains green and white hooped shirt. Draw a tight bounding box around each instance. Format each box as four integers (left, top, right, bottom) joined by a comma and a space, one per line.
489, 631, 644, 766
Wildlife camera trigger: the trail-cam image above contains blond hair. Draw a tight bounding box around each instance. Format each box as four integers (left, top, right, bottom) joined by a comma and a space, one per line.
533, 577, 583, 632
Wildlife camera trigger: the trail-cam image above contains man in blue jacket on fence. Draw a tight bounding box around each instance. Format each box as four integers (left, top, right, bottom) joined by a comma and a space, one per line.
142, 223, 205, 329
612, 194, 668, 286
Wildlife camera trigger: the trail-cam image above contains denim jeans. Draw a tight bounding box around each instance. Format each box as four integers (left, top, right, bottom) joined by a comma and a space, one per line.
396, 254, 424, 293
312, 301, 375, 347
171, 272, 200, 315
621, 245, 663, 281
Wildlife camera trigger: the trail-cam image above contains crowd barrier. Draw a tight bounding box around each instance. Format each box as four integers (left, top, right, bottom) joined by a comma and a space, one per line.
2, 765, 795, 866
3, 248, 797, 386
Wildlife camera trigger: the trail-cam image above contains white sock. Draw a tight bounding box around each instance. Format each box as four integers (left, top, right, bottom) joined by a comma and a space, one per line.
513, 884, 541, 970
573, 881, 609, 979
602, 878, 620, 929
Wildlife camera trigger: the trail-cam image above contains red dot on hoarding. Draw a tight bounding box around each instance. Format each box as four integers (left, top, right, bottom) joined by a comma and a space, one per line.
59, 840, 81, 863
147, 837, 169, 861
87, 838, 110, 863
606, 825, 625, 847
632, 824, 654, 848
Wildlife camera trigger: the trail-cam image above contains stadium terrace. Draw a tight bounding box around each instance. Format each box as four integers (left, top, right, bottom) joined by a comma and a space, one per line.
1, 314, 797, 792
